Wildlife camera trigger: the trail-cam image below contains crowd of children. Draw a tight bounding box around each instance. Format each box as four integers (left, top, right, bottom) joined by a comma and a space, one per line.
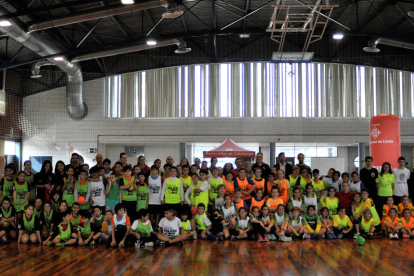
0, 153, 413, 248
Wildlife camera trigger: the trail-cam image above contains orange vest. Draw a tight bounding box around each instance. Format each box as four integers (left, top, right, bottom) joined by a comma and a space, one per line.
382, 204, 397, 227
385, 216, 399, 227
234, 199, 245, 210
267, 182, 277, 199
237, 177, 253, 200
278, 179, 288, 206
401, 216, 414, 229
249, 197, 266, 214
224, 180, 235, 201
267, 198, 283, 215
253, 179, 265, 194
398, 203, 412, 217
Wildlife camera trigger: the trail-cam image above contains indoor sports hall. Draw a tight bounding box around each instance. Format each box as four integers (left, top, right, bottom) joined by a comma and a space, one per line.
0, 0, 414, 275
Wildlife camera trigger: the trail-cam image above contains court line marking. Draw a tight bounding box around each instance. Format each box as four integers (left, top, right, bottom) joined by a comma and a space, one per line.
123, 258, 414, 263
116, 249, 144, 276
52, 247, 101, 276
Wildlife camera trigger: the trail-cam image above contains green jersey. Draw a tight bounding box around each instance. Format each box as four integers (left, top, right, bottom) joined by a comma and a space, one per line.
25, 173, 35, 203
62, 178, 75, 207
122, 177, 137, 202
76, 180, 90, 210
57, 223, 72, 241
136, 183, 148, 212
94, 215, 105, 231
209, 177, 224, 205
79, 221, 92, 238
2, 177, 15, 204
13, 181, 29, 212
43, 210, 54, 231
133, 219, 152, 238
23, 215, 35, 234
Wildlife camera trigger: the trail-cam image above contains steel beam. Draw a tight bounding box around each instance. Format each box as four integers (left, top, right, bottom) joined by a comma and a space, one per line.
76, 19, 102, 48
358, 1, 388, 31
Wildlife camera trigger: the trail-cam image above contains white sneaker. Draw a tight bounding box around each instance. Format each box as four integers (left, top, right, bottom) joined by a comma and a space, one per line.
389, 233, 393, 239
193, 233, 198, 240
394, 234, 399, 239
144, 242, 154, 247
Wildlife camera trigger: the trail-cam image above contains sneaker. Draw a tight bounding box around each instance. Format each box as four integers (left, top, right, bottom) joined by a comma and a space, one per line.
331, 233, 337, 239
46, 241, 51, 246
337, 234, 344, 239
55, 243, 64, 247
155, 240, 163, 246
270, 234, 276, 240
193, 233, 198, 240
178, 241, 184, 246
1, 237, 7, 243
264, 235, 269, 242
163, 241, 170, 247
303, 234, 310, 239
215, 237, 219, 241
230, 235, 236, 241
367, 235, 374, 239
310, 234, 319, 239
389, 233, 394, 239
327, 233, 334, 239
321, 234, 325, 239
90, 240, 95, 245
394, 234, 399, 239
219, 236, 224, 241
403, 234, 410, 238
280, 235, 292, 242
144, 242, 154, 247
258, 235, 264, 242
267, 234, 271, 240
353, 233, 360, 239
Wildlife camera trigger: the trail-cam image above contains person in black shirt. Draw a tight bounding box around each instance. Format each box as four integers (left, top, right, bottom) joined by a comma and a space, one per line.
359, 156, 379, 211
35, 160, 56, 203
205, 209, 225, 241
252, 153, 271, 180
296, 153, 311, 173
275, 152, 293, 178
54, 161, 66, 196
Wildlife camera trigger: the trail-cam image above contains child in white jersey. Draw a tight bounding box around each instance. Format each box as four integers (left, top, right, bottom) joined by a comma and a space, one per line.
157, 209, 185, 246
274, 204, 292, 242
147, 165, 164, 228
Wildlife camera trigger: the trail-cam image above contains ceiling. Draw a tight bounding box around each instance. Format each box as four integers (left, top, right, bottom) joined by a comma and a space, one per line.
0, 0, 414, 96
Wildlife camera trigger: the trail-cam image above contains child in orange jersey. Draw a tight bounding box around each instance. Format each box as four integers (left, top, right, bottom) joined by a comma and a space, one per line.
400, 208, 414, 238
267, 187, 283, 215
382, 196, 397, 230
384, 208, 402, 239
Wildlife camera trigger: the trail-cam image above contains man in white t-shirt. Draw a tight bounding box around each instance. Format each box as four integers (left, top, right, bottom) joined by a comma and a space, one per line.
156, 209, 185, 246
88, 167, 106, 212
393, 156, 411, 204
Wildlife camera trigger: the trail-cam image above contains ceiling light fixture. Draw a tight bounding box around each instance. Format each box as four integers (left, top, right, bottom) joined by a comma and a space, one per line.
333, 33, 344, 40
146, 39, 157, 46
175, 47, 191, 54
0, 20, 12, 27
363, 46, 380, 53
121, 0, 134, 4
54, 56, 64, 61
408, 10, 414, 18
239, 34, 250, 38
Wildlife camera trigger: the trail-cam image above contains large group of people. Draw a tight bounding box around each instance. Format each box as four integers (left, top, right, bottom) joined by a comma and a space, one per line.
0, 151, 413, 248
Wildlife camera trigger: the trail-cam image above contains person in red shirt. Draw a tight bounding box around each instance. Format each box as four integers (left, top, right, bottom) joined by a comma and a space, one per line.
335, 181, 355, 216
232, 158, 244, 179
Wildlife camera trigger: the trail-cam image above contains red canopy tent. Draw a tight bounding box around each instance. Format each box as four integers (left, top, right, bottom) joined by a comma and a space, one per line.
203, 139, 256, 158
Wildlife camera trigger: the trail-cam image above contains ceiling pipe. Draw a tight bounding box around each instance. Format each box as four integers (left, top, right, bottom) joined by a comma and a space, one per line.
0, 5, 87, 120
363, 37, 414, 53
26, 0, 168, 33
71, 38, 190, 63
31, 60, 54, 78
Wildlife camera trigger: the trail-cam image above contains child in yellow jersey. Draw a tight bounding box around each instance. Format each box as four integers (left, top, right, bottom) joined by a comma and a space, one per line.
209, 168, 224, 214
322, 187, 339, 217
311, 169, 325, 199
333, 206, 354, 239
180, 210, 194, 240
384, 208, 402, 239
400, 208, 414, 238
360, 209, 375, 239
194, 203, 212, 240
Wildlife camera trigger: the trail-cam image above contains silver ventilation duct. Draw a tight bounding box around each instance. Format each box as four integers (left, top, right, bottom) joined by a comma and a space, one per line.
26, 1, 168, 33
71, 38, 191, 63
363, 37, 414, 53
0, 6, 87, 120
31, 60, 53, 78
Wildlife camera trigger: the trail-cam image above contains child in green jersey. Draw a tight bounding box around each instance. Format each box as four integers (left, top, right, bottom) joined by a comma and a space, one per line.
13, 171, 31, 219
119, 166, 138, 221
360, 208, 375, 239
69, 202, 83, 233
303, 205, 325, 239
74, 170, 91, 216
136, 173, 148, 213
231, 207, 251, 241
180, 209, 194, 240
42, 212, 77, 247
106, 173, 122, 214
128, 209, 157, 248
288, 207, 304, 238
333, 206, 354, 239
40, 202, 57, 240
33, 197, 44, 219
62, 166, 76, 208
18, 205, 41, 244
1, 164, 16, 204
0, 197, 17, 241
194, 203, 212, 240
77, 212, 98, 245
92, 206, 105, 231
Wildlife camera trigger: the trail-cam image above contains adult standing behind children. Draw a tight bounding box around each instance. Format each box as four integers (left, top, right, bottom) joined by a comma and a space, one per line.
360, 156, 379, 207
35, 160, 56, 203
275, 152, 292, 178
393, 156, 410, 204
253, 153, 272, 180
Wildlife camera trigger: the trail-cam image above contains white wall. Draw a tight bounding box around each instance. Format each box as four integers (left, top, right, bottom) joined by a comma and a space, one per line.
143, 144, 180, 166
22, 77, 414, 170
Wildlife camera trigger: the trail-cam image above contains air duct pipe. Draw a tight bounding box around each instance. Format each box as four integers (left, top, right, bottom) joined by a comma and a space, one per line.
363, 37, 414, 53
71, 38, 190, 63
31, 61, 53, 78
26, 1, 167, 33
0, 5, 87, 120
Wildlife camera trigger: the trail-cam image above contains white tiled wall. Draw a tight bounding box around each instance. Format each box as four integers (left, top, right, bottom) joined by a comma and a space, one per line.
22, 77, 414, 168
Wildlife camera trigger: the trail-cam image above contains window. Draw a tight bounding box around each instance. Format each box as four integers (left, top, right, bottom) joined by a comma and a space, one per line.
30, 156, 52, 173
105, 63, 414, 119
